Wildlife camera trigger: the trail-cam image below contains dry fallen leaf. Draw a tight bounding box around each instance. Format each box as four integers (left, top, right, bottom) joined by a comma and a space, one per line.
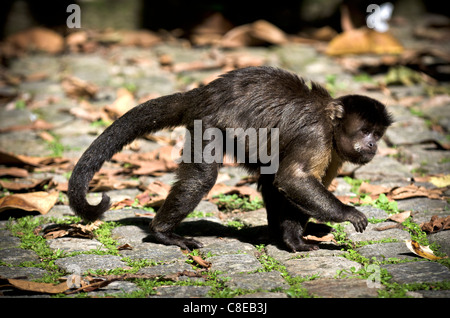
220, 19, 288, 48
420, 215, 450, 234
405, 240, 447, 260
116, 30, 162, 47
189, 254, 211, 268
429, 175, 450, 188
0, 167, 29, 178
0, 177, 52, 191
42, 220, 103, 239
62, 75, 98, 99
303, 233, 336, 243
388, 184, 445, 200
3, 27, 64, 56
326, 28, 404, 56
387, 211, 411, 223
117, 243, 133, 251
0, 119, 53, 133
359, 182, 390, 196
111, 181, 170, 210
103, 88, 136, 118
0, 191, 59, 215
207, 183, 262, 201
1, 277, 69, 294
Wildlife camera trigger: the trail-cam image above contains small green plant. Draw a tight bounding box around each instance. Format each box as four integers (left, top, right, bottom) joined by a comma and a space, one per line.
187, 210, 214, 218
226, 220, 246, 230
214, 194, 264, 212
91, 119, 112, 128
372, 193, 399, 214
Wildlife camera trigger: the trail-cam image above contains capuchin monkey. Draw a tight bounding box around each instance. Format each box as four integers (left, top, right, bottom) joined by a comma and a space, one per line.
68, 66, 393, 252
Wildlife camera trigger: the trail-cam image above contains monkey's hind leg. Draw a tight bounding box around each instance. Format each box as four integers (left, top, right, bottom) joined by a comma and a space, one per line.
148, 162, 219, 250
259, 175, 318, 252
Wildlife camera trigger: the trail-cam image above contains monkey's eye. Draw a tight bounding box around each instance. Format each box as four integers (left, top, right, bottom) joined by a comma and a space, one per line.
373, 131, 382, 139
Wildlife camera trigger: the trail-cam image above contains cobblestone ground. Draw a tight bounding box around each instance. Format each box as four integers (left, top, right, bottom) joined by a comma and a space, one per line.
0, 24, 449, 300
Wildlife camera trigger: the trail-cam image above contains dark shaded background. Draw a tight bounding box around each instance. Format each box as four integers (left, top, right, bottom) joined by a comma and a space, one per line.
1, 0, 449, 39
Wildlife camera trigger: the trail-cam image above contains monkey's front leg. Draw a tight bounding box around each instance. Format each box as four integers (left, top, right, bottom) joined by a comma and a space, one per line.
274, 174, 368, 233
260, 175, 318, 252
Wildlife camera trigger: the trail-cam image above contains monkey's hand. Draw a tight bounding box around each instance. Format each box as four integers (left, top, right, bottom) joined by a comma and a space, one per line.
146, 230, 203, 251
344, 207, 368, 233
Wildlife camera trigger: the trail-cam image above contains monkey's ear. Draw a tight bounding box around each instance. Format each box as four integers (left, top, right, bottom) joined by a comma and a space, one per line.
326, 100, 344, 123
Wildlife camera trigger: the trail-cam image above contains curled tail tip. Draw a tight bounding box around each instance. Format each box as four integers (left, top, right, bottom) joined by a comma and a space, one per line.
69, 192, 111, 222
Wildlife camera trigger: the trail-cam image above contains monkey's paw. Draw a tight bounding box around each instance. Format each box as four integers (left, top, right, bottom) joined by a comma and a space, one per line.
145, 230, 203, 251
346, 208, 368, 233
283, 233, 319, 252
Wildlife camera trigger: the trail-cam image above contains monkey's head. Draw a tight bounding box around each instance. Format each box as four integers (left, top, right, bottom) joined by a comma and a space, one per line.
333, 95, 393, 165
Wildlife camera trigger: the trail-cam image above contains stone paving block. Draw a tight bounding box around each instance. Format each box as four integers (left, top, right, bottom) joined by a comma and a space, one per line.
301, 278, 381, 298
0, 236, 21, 249
137, 262, 194, 276
382, 261, 450, 284
224, 271, 289, 291
265, 244, 345, 262
47, 237, 107, 253
86, 281, 139, 297
54, 254, 127, 273
0, 248, 40, 265
111, 225, 149, 245
357, 242, 419, 261
428, 230, 450, 258
0, 266, 49, 280
346, 222, 410, 242
151, 285, 212, 298
284, 256, 362, 279
208, 253, 262, 274
119, 242, 187, 263
200, 239, 257, 257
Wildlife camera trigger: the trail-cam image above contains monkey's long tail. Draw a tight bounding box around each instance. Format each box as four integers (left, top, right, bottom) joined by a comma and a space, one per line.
68, 92, 189, 222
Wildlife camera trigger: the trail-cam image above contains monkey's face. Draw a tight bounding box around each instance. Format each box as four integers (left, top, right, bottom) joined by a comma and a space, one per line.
335, 113, 386, 165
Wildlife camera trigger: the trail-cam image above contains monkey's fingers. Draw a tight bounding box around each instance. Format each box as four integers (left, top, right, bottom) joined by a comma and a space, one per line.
346, 209, 368, 233
146, 231, 203, 251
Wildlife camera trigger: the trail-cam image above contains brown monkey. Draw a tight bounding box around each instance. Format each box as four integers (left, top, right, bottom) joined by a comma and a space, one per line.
68, 66, 393, 252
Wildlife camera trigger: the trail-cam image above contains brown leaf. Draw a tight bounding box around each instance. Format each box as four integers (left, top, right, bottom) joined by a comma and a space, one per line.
0, 150, 47, 167
190, 255, 211, 268
326, 28, 404, 56
0, 167, 29, 178
134, 212, 156, 218
62, 75, 98, 99
0, 191, 59, 215
0, 177, 52, 191
207, 183, 262, 201
336, 196, 361, 205
420, 215, 450, 234
0, 119, 53, 133
303, 233, 336, 243
116, 30, 162, 47
3, 27, 64, 56
1, 277, 69, 294
190, 12, 234, 46
117, 243, 133, 251
89, 177, 140, 192
220, 20, 288, 48
375, 223, 403, 231
42, 220, 102, 239
111, 181, 170, 210
359, 182, 390, 196
387, 211, 411, 223
388, 184, 445, 200
103, 88, 136, 118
